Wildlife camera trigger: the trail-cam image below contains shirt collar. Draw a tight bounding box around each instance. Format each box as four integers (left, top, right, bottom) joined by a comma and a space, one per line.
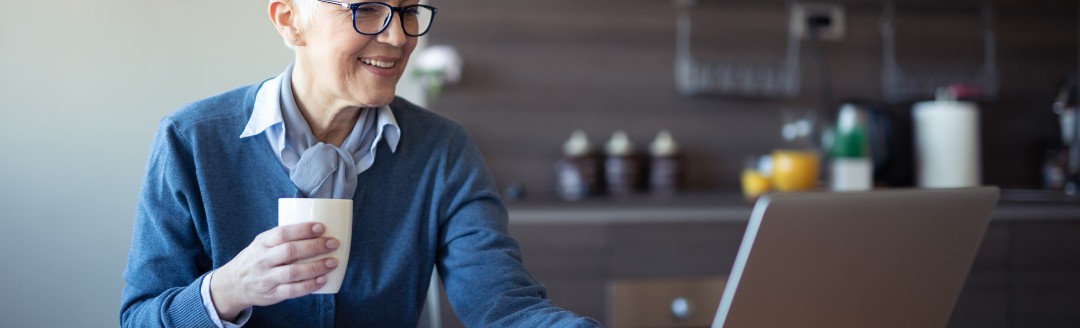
240, 65, 401, 154
377, 106, 400, 153
240, 76, 285, 140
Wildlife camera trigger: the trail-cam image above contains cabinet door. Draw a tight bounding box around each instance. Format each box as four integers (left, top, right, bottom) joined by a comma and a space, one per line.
604, 222, 746, 327
608, 276, 728, 328
1011, 221, 1080, 328
948, 222, 1010, 328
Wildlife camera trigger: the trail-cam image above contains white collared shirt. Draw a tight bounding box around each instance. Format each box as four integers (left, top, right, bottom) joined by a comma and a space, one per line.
240, 74, 401, 172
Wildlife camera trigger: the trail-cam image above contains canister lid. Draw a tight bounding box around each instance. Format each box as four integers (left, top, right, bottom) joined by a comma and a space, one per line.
606, 130, 634, 156
649, 130, 679, 157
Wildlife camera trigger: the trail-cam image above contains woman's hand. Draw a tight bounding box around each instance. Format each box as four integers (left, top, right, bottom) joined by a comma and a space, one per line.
209, 222, 340, 321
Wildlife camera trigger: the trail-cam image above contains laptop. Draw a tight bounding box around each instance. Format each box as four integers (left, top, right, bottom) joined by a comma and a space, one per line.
712, 187, 1000, 328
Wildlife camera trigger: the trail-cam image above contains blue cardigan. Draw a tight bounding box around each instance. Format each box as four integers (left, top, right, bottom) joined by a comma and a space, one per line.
120, 82, 599, 327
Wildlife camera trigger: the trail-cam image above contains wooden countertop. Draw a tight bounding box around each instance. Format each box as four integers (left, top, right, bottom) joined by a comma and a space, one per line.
505, 189, 1080, 224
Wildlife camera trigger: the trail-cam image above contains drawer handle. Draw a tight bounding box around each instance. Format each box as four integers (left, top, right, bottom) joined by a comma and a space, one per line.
671, 297, 691, 321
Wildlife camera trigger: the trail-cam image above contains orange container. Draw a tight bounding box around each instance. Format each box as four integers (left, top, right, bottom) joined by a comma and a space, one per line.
771, 149, 821, 191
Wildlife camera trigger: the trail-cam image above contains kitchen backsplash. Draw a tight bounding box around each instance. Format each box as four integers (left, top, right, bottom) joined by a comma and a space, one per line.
427, 0, 1077, 195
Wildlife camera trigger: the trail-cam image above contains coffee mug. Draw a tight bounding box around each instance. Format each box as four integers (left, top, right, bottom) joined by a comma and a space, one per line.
278, 198, 353, 294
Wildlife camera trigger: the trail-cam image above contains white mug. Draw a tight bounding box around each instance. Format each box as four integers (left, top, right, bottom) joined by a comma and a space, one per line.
278, 198, 352, 294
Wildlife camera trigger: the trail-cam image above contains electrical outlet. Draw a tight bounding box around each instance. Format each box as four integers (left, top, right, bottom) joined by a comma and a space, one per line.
790, 3, 845, 41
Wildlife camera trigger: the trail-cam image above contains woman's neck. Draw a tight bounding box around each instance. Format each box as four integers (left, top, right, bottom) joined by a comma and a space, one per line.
289, 68, 363, 147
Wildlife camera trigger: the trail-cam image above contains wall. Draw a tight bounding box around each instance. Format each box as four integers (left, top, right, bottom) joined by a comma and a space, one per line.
0, 1, 291, 326
428, 0, 1078, 194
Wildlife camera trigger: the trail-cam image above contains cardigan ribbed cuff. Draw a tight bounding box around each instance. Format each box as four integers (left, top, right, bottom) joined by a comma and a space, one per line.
165, 273, 216, 327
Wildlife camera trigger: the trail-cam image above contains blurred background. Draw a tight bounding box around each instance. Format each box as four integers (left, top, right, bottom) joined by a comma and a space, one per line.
431, 0, 1073, 192
1, 0, 1079, 327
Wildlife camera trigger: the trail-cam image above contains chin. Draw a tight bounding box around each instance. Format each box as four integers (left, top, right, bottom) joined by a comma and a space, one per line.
360, 93, 397, 108
346, 84, 398, 108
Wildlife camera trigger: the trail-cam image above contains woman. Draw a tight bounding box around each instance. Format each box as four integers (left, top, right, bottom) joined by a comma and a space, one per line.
119, 0, 599, 326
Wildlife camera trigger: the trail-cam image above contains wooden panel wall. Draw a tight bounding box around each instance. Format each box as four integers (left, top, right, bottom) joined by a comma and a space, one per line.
426, 0, 1078, 194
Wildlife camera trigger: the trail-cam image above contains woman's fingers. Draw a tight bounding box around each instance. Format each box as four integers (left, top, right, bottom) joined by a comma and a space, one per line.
259, 222, 325, 247
269, 237, 339, 265
272, 275, 330, 300
268, 257, 339, 285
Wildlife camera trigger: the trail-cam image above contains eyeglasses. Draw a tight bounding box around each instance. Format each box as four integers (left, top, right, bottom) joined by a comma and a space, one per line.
314, 1, 437, 37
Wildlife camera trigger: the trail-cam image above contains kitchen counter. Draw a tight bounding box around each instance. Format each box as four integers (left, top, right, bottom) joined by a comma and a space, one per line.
506, 189, 1080, 224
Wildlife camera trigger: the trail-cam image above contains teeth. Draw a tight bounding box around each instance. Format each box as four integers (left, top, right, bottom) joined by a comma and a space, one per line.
360, 58, 394, 68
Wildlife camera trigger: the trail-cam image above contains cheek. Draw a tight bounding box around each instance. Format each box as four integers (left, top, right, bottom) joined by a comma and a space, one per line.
333, 50, 364, 78
402, 42, 418, 62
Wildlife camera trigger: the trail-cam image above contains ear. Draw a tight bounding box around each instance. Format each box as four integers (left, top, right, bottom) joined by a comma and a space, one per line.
269, 0, 305, 46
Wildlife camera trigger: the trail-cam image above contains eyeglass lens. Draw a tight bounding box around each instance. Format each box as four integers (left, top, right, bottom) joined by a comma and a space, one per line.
354, 4, 434, 36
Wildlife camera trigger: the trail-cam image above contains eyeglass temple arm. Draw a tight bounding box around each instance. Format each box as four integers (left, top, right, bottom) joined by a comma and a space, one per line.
314, 0, 351, 9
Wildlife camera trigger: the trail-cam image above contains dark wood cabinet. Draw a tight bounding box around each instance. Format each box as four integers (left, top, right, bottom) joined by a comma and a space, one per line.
947, 223, 1011, 328
433, 199, 1080, 328
1010, 221, 1080, 327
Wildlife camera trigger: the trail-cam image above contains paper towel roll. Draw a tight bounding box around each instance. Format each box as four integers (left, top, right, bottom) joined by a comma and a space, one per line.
913, 100, 981, 188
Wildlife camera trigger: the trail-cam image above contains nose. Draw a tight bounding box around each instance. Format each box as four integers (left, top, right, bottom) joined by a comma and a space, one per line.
377, 14, 408, 47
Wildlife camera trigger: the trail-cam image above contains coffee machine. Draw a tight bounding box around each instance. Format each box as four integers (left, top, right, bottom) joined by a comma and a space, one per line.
1053, 73, 1080, 195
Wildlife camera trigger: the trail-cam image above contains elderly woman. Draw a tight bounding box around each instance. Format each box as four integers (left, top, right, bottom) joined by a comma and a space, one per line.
119, 0, 599, 327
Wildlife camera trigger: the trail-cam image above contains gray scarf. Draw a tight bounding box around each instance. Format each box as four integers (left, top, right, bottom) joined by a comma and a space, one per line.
279, 64, 379, 199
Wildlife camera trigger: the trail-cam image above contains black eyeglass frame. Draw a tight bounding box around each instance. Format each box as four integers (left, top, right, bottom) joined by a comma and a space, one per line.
313, 0, 438, 37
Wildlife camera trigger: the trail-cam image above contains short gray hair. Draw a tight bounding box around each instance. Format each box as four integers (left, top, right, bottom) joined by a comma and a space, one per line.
271, 0, 319, 27
273, 0, 320, 49
290, 0, 319, 26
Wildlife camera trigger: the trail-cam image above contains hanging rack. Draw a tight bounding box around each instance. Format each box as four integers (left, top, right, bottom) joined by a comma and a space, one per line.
674, 0, 802, 98
880, 0, 999, 102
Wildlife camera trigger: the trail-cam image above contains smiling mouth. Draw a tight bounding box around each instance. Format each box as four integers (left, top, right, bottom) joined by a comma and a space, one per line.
360, 58, 395, 69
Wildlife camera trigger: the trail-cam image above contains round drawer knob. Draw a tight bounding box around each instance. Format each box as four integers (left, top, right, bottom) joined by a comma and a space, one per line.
671, 297, 691, 321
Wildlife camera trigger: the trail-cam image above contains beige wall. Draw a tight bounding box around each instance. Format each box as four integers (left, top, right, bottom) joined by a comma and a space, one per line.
0, 1, 290, 326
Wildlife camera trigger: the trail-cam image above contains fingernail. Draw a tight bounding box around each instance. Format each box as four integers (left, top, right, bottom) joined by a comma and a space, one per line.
316, 276, 327, 284
326, 239, 339, 249
325, 258, 338, 268
312, 223, 324, 234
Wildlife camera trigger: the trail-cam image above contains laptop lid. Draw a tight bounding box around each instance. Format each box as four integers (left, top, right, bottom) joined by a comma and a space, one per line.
712, 187, 1000, 328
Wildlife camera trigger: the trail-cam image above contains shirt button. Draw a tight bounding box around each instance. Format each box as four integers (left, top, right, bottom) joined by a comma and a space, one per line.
323, 301, 333, 311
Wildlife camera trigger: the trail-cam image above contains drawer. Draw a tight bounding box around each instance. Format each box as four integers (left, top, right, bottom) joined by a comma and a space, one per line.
607, 276, 728, 328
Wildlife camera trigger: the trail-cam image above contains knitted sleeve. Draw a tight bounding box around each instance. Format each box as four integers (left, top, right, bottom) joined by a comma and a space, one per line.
120, 117, 217, 327
435, 124, 602, 328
